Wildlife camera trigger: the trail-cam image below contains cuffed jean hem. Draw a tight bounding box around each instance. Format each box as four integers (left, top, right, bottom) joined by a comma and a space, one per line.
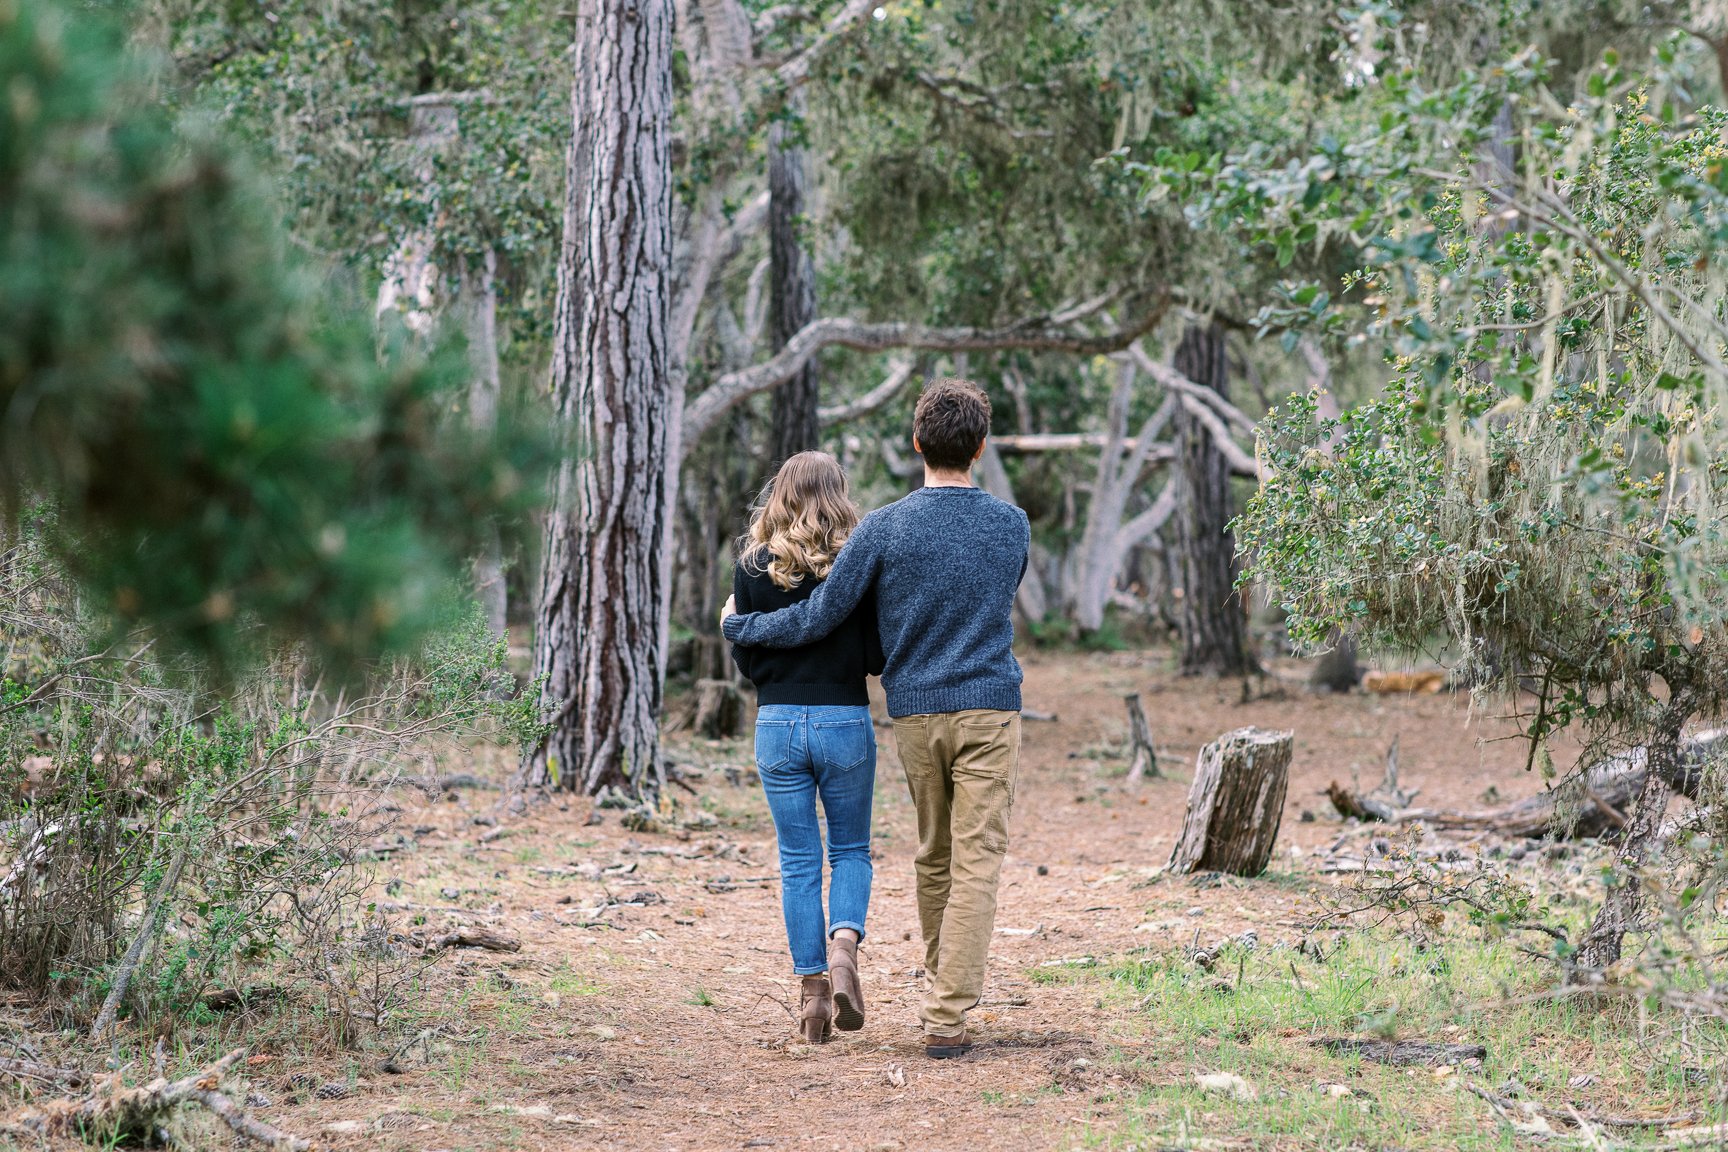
793, 962, 829, 976
828, 920, 866, 942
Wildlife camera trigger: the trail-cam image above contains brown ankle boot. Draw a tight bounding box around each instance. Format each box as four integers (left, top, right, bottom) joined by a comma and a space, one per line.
798, 974, 832, 1043
829, 936, 864, 1031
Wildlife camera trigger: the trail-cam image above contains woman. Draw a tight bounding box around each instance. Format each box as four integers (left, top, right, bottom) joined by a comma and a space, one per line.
728, 451, 882, 1043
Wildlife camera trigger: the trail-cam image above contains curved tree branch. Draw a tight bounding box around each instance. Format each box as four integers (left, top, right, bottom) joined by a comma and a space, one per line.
774, 0, 876, 89
818, 357, 918, 424
1125, 342, 1260, 434
681, 296, 1169, 453
1117, 481, 1178, 551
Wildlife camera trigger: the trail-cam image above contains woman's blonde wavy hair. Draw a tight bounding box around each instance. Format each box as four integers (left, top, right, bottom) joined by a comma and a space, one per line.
741, 451, 860, 591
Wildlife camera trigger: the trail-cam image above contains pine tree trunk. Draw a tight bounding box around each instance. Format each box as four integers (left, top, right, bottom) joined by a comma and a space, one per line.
1171, 322, 1256, 677
463, 249, 507, 638
524, 0, 676, 797
766, 99, 820, 465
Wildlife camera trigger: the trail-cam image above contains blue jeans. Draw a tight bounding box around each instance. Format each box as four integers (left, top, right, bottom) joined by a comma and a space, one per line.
754, 704, 876, 975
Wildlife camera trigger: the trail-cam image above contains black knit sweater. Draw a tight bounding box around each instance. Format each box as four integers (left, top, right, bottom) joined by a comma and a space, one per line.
729, 559, 883, 706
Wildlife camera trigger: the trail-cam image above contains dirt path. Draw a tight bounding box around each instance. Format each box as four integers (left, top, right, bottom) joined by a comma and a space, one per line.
276, 651, 1579, 1152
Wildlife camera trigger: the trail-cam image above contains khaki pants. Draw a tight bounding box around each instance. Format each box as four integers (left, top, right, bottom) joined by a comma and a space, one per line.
891, 709, 1020, 1036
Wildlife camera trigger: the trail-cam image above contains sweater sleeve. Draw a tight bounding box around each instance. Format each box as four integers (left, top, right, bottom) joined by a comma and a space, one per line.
727, 565, 755, 682
723, 517, 882, 649
862, 588, 886, 677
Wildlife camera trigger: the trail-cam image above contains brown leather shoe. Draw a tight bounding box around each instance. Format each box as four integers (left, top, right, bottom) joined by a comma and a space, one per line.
829, 936, 864, 1031
798, 974, 832, 1043
924, 1030, 972, 1059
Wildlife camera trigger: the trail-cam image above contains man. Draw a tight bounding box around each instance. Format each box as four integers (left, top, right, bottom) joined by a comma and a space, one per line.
723, 378, 1028, 1058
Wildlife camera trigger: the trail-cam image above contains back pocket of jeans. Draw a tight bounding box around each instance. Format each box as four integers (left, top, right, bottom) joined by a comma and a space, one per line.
811, 718, 873, 773
754, 720, 794, 773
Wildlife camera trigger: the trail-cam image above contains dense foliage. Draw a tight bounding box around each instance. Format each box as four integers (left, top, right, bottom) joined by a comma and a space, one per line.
1159, 24, 1728, 755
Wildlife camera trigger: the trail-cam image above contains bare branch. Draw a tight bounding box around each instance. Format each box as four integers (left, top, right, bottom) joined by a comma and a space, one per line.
753, 3, 813, 41
392, 90, 494, 108
680, 296, 1168, 452
1116, 481, 1178, 551
1178, 393, 1261, 477
1126, 342, 1260, 435
990, 433, 1175, 456
673, 190, 768, 372
90, 840, 189, 1044
774, 0, 876, 90
819, 358, 918, 424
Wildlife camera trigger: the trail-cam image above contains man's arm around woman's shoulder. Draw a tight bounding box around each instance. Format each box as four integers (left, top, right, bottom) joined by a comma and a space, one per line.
721, 514, 885, 650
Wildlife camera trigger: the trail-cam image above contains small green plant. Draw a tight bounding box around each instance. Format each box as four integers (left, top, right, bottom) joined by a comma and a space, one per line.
687, 987, 716, 1008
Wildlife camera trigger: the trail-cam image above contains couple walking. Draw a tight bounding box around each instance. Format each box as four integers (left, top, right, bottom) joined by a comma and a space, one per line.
722, 378, 1029, 1059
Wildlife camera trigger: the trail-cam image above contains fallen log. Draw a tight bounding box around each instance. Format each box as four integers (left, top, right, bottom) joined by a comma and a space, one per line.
1326, 730, 1725, 839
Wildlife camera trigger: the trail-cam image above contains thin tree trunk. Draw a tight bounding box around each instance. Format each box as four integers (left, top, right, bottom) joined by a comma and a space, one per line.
766, 98, 820, 464
463, 249, 507, 637
1171, 322, 1257, 677
1571, 697, 1695, 978
524, 0, 676, 798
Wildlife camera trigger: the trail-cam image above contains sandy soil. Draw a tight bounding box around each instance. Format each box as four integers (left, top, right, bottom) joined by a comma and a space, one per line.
242, 650, 1588, 1151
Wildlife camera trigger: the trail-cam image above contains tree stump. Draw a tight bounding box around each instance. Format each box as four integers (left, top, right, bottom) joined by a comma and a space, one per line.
692, 678, 743, 739
1168, 727, 1293, 876
1124, 693, 1159, 782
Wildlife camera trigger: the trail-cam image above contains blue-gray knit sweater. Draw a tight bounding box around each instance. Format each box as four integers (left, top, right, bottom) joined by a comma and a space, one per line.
723, 486, 1029, 718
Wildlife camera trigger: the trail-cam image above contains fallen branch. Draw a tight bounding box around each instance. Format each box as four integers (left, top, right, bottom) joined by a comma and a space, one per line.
1315, 1037, 1486, 1066
429, 927, 521, 953
0, 1057, 86, 1088
1326, 731, 1723, 838
1466, 1083, 1699, 1132
16, 1049, 307, 1150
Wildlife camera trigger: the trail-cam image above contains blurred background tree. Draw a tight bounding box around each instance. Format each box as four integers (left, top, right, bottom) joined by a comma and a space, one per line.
1, 0, 545, 676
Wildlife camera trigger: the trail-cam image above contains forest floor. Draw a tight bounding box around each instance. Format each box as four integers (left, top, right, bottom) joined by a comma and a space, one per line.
16, 646, 1728, 1151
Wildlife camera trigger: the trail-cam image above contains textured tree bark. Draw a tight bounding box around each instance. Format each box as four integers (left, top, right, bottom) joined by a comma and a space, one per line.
462, 249, 507, 637
524, 0, 676, 798
1168, 727, 1293, 876
1171, 322, 1257, 676
1571, 698, 1696, 979
766, 100, 821, 464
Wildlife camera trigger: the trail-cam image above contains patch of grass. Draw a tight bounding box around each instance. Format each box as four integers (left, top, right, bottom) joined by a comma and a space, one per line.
548, 964, 603, 996
1077, 928, 1728, 1150
1029, 956, 1099, 986
687, 987, 715, 1007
